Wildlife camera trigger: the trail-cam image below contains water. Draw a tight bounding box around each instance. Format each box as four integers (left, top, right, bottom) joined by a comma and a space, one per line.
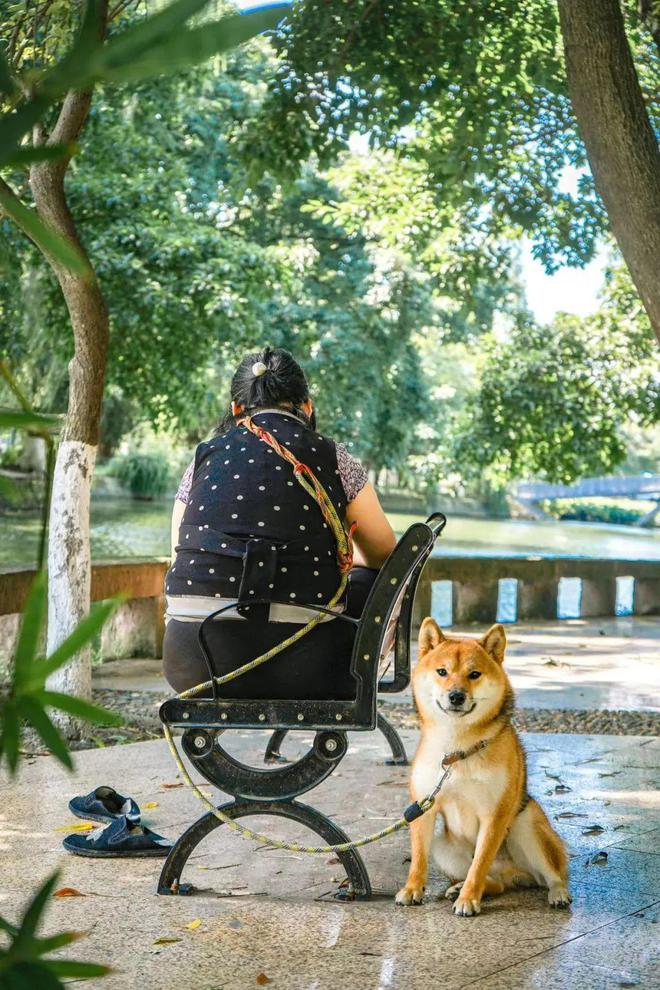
2, 497, 659, 569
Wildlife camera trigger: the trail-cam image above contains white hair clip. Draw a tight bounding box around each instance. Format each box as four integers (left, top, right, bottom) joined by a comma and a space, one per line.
252, 361, 267, 377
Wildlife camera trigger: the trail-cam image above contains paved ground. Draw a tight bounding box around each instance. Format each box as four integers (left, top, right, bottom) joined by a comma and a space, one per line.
94, 616, 660, 712
2, 729, 659, 990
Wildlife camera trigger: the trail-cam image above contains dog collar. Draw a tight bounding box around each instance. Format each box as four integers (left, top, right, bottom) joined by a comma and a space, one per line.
441, 738, 491, 768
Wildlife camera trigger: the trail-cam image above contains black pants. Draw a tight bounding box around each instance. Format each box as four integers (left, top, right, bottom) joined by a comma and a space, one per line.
162, 567, 378, 700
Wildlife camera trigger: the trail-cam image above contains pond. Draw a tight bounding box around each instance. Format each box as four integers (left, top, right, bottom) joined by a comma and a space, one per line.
2, 496, 659, 568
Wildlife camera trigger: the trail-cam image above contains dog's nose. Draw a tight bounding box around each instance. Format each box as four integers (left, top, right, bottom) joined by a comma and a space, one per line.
448, 690, 465, 707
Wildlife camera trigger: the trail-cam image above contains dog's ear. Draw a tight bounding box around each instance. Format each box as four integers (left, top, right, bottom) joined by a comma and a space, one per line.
480, 623, 506, 664
419, 617, 444, 657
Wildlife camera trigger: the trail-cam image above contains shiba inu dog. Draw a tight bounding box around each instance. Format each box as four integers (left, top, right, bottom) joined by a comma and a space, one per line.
396, 619, 571, 917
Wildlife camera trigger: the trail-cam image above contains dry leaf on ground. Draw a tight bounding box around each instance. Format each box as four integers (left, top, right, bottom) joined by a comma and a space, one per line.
153, 937, 182, 946
53, 887, 85, 897
184, 919, 202, 930
256, 975, 271, 985
161, 782, 184, 789
54, 822, 96, 832
143, 801, 159, 809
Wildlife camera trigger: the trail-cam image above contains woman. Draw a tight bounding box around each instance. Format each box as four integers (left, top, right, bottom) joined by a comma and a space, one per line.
163, 346, 396, 700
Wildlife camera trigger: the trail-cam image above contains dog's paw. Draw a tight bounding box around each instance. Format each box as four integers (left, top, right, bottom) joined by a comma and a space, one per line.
395, 884, 424, 906
548, 884, 572, 909
452, 894, 481, 917
444, 882, 463, 902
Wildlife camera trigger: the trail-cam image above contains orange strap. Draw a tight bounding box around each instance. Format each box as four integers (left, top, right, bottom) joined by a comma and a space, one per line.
237, 415, 355, 573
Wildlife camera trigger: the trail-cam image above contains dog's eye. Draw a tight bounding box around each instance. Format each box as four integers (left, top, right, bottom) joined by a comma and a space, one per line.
436, 668, 447, 677
468, 671, 481, 680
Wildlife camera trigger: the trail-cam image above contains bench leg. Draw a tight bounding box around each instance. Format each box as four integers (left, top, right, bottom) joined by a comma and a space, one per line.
157, 797, 372, 901
377, 713, 409, 766
264, 728, 290, 764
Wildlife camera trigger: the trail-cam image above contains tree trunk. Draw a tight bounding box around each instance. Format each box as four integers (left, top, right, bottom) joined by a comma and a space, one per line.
557, 0, 660, 344
29, 92, 109, 729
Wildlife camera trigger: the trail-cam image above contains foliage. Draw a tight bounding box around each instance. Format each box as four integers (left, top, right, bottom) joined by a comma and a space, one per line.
112, 451, 170, 499
540, 497, 657, 526
0, 367, 123, 776
456, 264, 660, 485
244, 0, 617, 270
0, 554, 123, 778
0, 873, 111, 989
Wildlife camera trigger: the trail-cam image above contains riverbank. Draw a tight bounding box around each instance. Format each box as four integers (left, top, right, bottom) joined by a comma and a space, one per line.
2, 497, 660, 566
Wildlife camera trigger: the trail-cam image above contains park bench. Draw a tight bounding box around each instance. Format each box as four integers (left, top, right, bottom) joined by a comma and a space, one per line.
157, 512, 446, 900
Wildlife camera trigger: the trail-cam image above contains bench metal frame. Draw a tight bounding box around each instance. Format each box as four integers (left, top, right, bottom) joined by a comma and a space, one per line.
157, 513, 446, 900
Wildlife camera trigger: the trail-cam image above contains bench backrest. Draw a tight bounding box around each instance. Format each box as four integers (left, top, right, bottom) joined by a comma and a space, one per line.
159, 512, 446, 730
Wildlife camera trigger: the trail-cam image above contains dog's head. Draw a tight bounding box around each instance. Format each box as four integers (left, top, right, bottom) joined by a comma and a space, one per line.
413, 618, 509, 727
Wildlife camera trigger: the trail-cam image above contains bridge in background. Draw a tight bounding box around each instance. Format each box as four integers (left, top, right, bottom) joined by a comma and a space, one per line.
513, 474, 660, 527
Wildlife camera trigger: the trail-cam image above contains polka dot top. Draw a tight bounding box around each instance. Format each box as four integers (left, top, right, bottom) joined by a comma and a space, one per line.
176, 428, 368, 506
166, 410, 367, 607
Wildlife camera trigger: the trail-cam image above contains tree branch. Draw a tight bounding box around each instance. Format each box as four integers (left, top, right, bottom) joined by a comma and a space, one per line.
48, 89, 94, 147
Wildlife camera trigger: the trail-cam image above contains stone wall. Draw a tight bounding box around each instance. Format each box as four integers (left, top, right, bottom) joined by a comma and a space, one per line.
1, 555, 658, 669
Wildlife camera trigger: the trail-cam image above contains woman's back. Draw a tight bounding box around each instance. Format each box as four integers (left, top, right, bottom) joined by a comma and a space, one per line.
166, 410, 347, 613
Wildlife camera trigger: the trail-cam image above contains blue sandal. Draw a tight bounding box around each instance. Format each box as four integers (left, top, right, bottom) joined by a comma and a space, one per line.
63, 816, 173, 858
68, 786, 140, 824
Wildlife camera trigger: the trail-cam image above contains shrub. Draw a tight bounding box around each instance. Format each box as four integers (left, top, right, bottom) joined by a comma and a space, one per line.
539, 497, 656, 526
113, 452, 170, 500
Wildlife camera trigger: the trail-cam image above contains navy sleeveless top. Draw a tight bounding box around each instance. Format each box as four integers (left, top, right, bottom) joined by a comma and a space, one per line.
165, 411, 348, 618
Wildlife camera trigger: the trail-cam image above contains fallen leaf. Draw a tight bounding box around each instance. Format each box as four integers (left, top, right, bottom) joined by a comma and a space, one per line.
161, 782, 184, 790
554, 784, 572, 794
185, 919, 202, 930
597, 771, 622, 778
587, 851, 608, 866
143, 802, 159, 809
54, 822, 96, 833
555, 812, 587, 820
153, 937, 182, 946
256, 975, 271, 986
544, 770, 561, 781
581, 824, 605, 836
53, 887, 85, 898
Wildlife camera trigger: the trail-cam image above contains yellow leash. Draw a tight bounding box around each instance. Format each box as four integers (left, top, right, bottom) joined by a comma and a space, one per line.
163, 415, 444, 853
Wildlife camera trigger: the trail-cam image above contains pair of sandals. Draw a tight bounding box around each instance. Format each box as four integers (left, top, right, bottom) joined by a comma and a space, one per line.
63, 786, 173, 858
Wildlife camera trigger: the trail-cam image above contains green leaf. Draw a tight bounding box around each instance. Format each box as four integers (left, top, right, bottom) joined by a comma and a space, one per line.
42, 0, 108, 95
0, 96, 51, 169
46, 960, 112, 979
2, 143, 78, 169
36, 931, 83, 955
13, 573, 47, 690
0, 705, 21, 775
32, 598, 124, 685
90, 0, 212, 65
19, 698, 73, 770
0, 50, 17, 97
39, 691, 123, 727
0, 915, 20, 938
0, 187, 91, 276
0, 409, 59, 431
15, 873, 59, 943
96, 8, 289, 84
0, 961, 63, 990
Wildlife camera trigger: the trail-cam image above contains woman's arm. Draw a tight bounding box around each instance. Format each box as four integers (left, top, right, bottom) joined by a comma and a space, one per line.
346, 481, 397, 569
171, 498, 186, 561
